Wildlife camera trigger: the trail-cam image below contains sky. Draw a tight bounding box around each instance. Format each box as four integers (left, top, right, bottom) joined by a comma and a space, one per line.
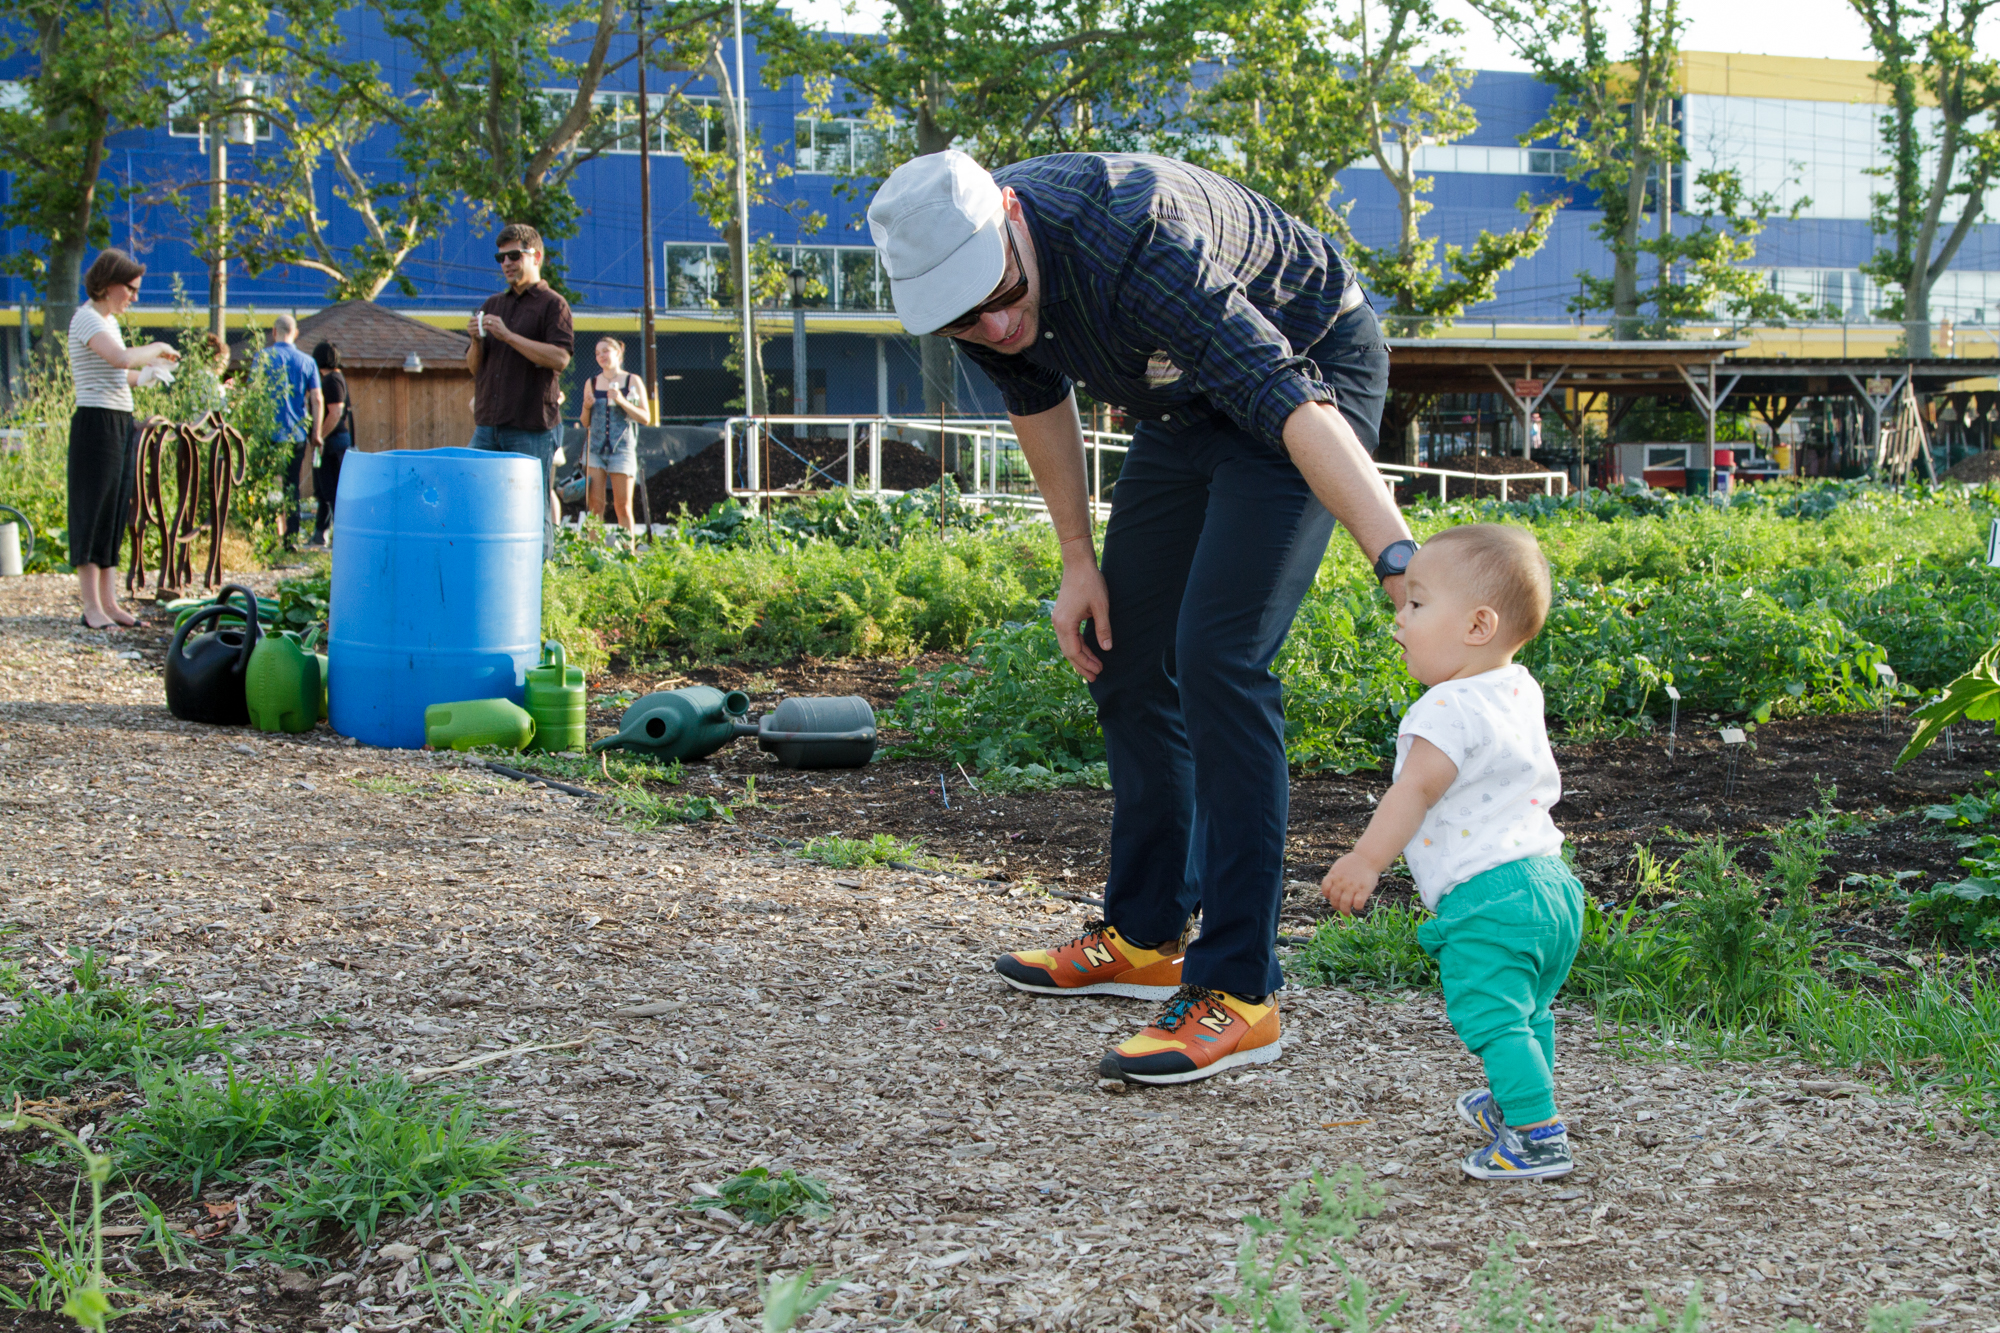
780, 0, 1886, 68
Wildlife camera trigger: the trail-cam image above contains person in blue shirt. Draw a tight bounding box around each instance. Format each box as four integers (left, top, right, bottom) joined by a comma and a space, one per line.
255, 314, 323, 551
869, 150, 1418, 1087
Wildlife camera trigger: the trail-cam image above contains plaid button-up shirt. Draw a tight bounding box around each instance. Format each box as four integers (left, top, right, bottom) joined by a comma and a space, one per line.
959, 153, 1358, 451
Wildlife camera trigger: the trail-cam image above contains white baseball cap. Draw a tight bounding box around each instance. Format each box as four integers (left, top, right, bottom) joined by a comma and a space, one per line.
867, 150, 1006, 336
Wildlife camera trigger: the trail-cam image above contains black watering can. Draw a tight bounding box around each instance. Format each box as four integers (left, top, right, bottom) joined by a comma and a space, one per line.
165, 583, 262, 726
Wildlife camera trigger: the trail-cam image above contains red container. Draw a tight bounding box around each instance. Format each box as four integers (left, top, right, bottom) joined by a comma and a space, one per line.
1642, 467, 1687, 490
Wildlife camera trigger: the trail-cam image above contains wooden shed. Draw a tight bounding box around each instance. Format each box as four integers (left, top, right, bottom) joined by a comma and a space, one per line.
294, 301, 474, 453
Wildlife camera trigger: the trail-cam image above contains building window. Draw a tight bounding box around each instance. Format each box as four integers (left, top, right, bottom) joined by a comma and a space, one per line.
597, 91, 724, 155
663, 242, 889, 311
793, 116, 903, 174
1410, 144, 1573, 176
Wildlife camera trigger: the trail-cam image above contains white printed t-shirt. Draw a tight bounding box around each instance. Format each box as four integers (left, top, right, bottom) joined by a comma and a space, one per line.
1394, 663, 1564, 910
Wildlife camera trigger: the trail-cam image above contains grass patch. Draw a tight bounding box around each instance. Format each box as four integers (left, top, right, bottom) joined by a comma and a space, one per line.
687, 1167, 832, 1225
423, 1251, 699, 1332
1286, 902, 1439, 991
0, 951, 231, 1100
611, 786, 733, 830
109, 1061, 531, 1245
798, 834, 923, 870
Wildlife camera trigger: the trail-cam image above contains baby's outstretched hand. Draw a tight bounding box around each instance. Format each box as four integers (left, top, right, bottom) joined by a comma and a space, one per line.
1320, 854, 1380, 916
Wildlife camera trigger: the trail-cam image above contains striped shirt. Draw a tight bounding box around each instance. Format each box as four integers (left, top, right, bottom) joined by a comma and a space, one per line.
961, 153, 1357, 450
68, 305, 132, 413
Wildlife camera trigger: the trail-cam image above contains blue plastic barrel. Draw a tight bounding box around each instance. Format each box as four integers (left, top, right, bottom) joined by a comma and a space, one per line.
328, 447, 544, 748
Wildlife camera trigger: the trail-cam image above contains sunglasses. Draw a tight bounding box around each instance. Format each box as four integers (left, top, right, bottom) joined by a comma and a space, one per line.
935, 226, 1028, 336
496, 248, 532, 265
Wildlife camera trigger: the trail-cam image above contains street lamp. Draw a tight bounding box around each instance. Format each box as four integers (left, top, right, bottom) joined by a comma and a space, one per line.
788, 265, 808, 417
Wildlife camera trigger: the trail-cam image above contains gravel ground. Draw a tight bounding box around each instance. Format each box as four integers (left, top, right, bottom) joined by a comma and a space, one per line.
2, 572, 1997, 1333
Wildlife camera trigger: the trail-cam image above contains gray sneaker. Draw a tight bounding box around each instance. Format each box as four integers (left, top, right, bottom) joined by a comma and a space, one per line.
1455, 1088, 1503, 1137
1462, 1120, 1573, 1180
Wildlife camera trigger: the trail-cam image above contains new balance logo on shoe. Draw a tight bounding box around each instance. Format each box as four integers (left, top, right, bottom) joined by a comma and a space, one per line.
1082, 943, 1116, 968
1197, 1011, 1232, 1033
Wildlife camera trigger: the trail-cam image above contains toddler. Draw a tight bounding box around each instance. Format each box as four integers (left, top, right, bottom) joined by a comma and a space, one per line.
1320, 523, 1584, 1180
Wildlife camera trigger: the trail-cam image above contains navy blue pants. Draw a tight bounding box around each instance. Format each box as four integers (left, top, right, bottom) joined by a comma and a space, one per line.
1089, 304, 1389, 998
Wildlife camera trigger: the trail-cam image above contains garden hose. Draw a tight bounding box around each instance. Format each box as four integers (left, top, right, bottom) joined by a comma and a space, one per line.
0, 502, 33, 568
127, 410, 247, 596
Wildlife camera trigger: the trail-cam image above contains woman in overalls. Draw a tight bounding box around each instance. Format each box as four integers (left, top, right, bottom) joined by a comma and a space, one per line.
577, 336, 648, 535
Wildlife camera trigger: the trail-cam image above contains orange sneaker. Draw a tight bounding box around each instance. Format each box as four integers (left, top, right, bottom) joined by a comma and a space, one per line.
994, 918, 1185, 1000
1098, 986, 1282, 1085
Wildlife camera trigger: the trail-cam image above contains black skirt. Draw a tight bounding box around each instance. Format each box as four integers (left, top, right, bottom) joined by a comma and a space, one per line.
67, 406, 135, 569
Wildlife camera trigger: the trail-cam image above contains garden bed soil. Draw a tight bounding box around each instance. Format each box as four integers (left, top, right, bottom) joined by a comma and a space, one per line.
625, 435, 954, 521
1943, 449, 2000, 485
4, 574, 1999, 1332
598, 655, 2000, 949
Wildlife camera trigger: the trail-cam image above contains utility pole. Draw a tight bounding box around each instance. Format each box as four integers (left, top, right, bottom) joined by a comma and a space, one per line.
636, 0, 659, 425
633, 0, 658, 537
207, 67, 228, 343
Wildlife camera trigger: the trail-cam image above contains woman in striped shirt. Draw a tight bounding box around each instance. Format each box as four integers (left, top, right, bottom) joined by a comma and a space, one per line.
68, 249, 179, 629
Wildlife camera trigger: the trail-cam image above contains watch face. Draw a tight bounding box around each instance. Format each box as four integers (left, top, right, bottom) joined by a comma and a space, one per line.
1378, 541, 1415, 576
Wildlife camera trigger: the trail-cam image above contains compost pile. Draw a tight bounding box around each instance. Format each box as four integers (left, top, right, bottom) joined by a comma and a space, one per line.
1411, 449, 1558, 500
640, 435, 952, 518
1943, 450, 2000, 485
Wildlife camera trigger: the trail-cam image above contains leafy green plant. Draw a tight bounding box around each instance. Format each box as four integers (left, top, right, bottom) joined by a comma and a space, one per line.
756, 1268, 842, 1333
891, 618, 1103, 775
1898, 640, 2000, 768
1286, 904, 1440, 990
799, 833, 922, 870
1212, 1166, 1400, 1333
1903, 860, 2000, 948
0, 950, 231, 1098
687, 1168, 831, 1226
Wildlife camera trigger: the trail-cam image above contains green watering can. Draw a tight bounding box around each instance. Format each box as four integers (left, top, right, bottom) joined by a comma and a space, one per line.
245, 627, 323, 735
524, 641, 585, 754
590, 686, 749, 762
425, 698, 536, 752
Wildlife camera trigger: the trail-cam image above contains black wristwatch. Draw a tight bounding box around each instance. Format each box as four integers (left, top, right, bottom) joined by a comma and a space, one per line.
1372, 539, 1418, 582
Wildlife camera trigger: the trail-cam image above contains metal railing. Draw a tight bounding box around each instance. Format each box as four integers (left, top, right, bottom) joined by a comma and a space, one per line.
722, 416, 1131, 517
721, 416, 1568, 512
1377, 462, 1570, 502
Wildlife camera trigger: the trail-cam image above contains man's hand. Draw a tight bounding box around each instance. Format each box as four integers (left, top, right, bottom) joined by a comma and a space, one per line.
1320, 853, 1382, 916
483, 313, 513, 343
1051, 542, 1112, 682
1381, 571, 1407, 611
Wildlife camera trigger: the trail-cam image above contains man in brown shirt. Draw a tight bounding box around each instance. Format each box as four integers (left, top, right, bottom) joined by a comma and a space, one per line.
468, 222, 575, 556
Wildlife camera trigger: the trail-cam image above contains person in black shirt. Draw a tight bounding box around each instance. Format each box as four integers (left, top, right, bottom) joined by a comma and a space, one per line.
308, 341, 352, 547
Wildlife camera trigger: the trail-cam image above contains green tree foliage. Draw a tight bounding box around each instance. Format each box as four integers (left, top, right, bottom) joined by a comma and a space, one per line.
189, 0, 447, 301
1182, 0, 1553, 462
0, 0, 188, 337
1189, 0, 1555, 339
370, 0, 740, 288
1475, 0, 1682, 339
764, 0, 1216, 413
1849, 0, 2000, 355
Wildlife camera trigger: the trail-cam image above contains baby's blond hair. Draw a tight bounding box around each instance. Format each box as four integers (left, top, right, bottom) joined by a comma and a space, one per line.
1421, 524, 1551, 645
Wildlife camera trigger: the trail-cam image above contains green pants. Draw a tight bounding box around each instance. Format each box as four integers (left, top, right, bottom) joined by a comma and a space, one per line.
1417, 856, 1585, 1127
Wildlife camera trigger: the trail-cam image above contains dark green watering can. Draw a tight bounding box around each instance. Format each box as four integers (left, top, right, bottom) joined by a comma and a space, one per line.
590, 686, 750, 762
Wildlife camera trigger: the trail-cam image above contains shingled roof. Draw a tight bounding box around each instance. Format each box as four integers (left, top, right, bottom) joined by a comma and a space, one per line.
294, 300, 471, 372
